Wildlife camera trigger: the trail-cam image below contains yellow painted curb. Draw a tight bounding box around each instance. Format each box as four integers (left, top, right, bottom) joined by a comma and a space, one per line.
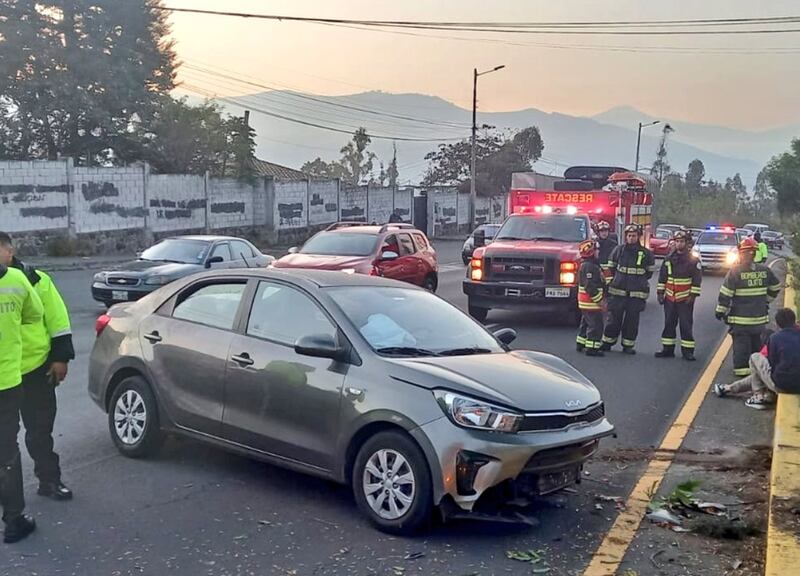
765, 277, 800, 576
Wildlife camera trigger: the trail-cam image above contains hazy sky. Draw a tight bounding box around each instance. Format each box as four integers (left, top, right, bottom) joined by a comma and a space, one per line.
167, 0, 800, 130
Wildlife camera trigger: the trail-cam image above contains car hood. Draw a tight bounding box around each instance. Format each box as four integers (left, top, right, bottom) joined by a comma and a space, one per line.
482, 239, 579, 260
696, 245, 736, 253
388, 350, 600, 412
274, 253, 370, 270
104, 260, 204, 277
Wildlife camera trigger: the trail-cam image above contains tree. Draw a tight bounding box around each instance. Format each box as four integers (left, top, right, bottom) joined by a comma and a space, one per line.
140, 98, 255, 178
650, 124, 675, 189
301, 158, 347, 180
301, 127, 379, 185
751, 168, 777, 219
765, 138, 800, 214
0, 0, 177, 164
422, 125, 543, 195
386, 142, 399, 188
685, 159, 705, 197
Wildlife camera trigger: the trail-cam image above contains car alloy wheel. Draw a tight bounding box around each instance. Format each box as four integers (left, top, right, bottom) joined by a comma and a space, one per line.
114, 390, 147, 446
362, 449, 416, 520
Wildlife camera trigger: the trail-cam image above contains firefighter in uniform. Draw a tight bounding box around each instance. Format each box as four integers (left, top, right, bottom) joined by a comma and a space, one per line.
601, 224, 655, 354
655, 230, 702, 361
576, 239, 606, 357
0, 233, 75, 501
0, 263, 42, 543
716, 236, 781, 377
596, 221, 618, 283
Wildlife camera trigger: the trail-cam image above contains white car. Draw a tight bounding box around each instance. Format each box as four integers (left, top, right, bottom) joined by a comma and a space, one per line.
462, 224, 501, 264
692, 229, 739, 272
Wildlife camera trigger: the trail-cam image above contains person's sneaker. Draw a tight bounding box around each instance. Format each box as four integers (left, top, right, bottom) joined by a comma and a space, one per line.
38, 481, 73, 501
622, 347, 636, 355
655, 349, 675, 358
745, 395, 772, 410
3, 515, 36, 544
713, 382, 727, 398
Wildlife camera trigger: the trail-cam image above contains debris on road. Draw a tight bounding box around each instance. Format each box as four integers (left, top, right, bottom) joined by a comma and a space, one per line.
646, 508, 683, 527
506, 549, 550, 572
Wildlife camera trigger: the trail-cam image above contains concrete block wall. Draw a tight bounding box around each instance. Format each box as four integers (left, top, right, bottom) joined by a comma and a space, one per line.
274, 180, 309, 229
208, 178, 254, 230
431, 187, 459, 237
368, 185, 393, 225
340, 185, 368, 222
394, 188, 413, 222
72, 166, 146, 233
0, 160, 70, 233
308, 180, 339, 226
148, 174, 206, 232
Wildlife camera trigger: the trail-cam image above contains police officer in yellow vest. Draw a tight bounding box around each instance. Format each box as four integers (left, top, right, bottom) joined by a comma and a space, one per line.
0, 260, 42, 543
0, 233, 75, 502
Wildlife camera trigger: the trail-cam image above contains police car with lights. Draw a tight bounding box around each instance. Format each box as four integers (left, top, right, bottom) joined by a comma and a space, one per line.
691, 226, 740, 272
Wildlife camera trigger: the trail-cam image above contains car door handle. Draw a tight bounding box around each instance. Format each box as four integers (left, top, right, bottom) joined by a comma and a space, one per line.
143, 331, 162, 343
231, 353, 254, 366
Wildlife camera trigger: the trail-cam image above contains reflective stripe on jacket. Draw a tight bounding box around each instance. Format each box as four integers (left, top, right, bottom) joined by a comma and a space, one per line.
605, 243, 655, 299
578, 259, 605, 311
716, 263, 781, 326
0, 266, 44, 390
657, 251, 702, 302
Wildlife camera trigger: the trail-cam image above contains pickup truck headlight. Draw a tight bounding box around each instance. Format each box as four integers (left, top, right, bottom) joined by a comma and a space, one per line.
93, 272, 107, 283
691, 249, 701, 259
144, 275, 170, 286
469, 258, 483, 281
725, 250, 738, 265
434, 390, 522, 433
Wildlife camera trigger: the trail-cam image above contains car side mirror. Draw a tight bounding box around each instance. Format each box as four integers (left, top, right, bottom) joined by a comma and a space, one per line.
288, 247, 300, 254
295, 334, 343, 361
380, 251, 399, 261
206, 255, 224, 268
473, 229, 486, 248
493, 327, 517, 346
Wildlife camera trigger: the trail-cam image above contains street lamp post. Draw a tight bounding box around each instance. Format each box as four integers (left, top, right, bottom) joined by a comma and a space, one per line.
470, 65, 505, 230
634, 120, 660, 172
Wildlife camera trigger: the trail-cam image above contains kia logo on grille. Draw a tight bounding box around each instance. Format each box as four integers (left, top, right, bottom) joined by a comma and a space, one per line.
564, 399, 583, 409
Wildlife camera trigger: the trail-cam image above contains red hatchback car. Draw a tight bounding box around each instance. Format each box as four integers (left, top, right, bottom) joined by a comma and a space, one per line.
273, 223, 439, 291
650, 228, 676, 257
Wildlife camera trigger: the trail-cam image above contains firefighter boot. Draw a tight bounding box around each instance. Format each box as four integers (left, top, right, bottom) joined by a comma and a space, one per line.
682, 350, 696, 362
655, 346, 675, 358
622, 347, 636, 355
1, 455, 36, 544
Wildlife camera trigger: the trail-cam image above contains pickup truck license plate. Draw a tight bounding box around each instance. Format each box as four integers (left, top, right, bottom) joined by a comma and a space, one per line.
112, 290, 129, 301
545, 287, 570, 298
537, 466, 580, 495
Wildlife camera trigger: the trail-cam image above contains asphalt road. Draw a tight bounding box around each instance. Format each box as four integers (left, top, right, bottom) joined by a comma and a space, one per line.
6, 241, 761, 576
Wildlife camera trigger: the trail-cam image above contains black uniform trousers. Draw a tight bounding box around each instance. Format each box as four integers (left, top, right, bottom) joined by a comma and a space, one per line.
730, 325, 764, 377
0, 386, 25, 523
578, 310, 605, 350
20, 364, 60, 484
661, 299, 695, 353
603, 296, 646, 349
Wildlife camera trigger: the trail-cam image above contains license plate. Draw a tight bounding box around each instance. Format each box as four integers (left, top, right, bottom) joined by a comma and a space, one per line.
537, 466, 580, 495
545, 287, 570, 298
112, 290, 129, 301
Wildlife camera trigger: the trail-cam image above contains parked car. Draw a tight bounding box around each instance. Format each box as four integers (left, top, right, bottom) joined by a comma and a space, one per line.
274, 222, 439, 292
91, 235, 272, 307
649, 228, 674, 257
89, 269, 614, 534
743, 223, 770, 236
735, 228, 752, 243
462, 224, 501, 264
656, 224, 685, 236
691, 229, 739, 272
761, 230, 784, 250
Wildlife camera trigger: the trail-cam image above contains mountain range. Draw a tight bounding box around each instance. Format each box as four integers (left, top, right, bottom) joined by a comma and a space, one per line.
202, 91, 797, 191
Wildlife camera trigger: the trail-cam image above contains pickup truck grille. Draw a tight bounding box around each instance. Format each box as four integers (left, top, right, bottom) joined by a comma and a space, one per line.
698, 250, 728, 264
485, 256, 556, 283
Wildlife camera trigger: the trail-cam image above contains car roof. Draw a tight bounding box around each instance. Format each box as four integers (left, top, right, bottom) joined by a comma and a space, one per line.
164, 235, 246, 242
322, 226, 422, 235
194, 268, 422, 289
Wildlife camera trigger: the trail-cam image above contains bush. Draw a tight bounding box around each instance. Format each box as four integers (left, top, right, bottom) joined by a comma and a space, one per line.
44, 236, 93, 257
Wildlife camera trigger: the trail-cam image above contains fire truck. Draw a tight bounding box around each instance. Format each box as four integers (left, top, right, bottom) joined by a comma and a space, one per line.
462, 166, 655, 323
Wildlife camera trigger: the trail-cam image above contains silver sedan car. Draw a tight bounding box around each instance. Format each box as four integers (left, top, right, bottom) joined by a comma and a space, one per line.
89, 269, 614, 533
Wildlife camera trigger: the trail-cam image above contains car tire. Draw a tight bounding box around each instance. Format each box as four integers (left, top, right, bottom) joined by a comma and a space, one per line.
352, 431, 433, 535
423, 274, 438, 293
108, 376, 163, 459
468, 302, 489, 323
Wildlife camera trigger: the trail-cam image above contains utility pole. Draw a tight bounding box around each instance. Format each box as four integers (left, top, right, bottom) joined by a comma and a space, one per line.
635, 120, 660, 172
470, 65, 505, 230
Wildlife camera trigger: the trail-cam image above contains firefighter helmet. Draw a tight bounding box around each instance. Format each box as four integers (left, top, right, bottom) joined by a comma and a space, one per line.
673, 230, 690, 242
596, 221, 611, 232
624, 224, 641, 236
738, 236, 758, 252
579, 239, 598, 259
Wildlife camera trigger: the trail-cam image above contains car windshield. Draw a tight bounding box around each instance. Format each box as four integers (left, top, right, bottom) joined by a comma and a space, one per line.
762, 231, 778, 238
495, 215, 588, 242
328, 286, 503, 356
139, 239, 210, 264
300, 232, 379, 256
697, 232, 737, 246
654, 230, 670, 239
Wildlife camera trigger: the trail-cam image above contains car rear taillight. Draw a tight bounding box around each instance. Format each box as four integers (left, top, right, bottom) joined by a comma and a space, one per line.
95, 314, 111, 337
369, 265, 382, 276
469, 258, 483, 281
560, 261, 577, 286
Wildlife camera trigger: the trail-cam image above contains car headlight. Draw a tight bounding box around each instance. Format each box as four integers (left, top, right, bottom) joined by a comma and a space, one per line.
725, 251, 738, 265
434, 390, 522, 433
144, 275, 170, 286
691, 249, 701, 259
340, 268, 356, 275
93, 272, 107, 283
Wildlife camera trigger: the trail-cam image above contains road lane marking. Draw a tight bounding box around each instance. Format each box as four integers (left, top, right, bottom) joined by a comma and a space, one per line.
583, 334, 732, 576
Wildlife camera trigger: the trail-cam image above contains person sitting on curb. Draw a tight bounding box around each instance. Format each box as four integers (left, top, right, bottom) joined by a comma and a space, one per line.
713, 308, 800, 409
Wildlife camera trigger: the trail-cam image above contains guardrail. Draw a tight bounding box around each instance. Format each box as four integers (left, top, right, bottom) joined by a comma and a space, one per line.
765, 276, 800, 575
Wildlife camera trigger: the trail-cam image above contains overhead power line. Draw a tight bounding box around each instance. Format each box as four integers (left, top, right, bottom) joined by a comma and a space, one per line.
157, 7, 800, 35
